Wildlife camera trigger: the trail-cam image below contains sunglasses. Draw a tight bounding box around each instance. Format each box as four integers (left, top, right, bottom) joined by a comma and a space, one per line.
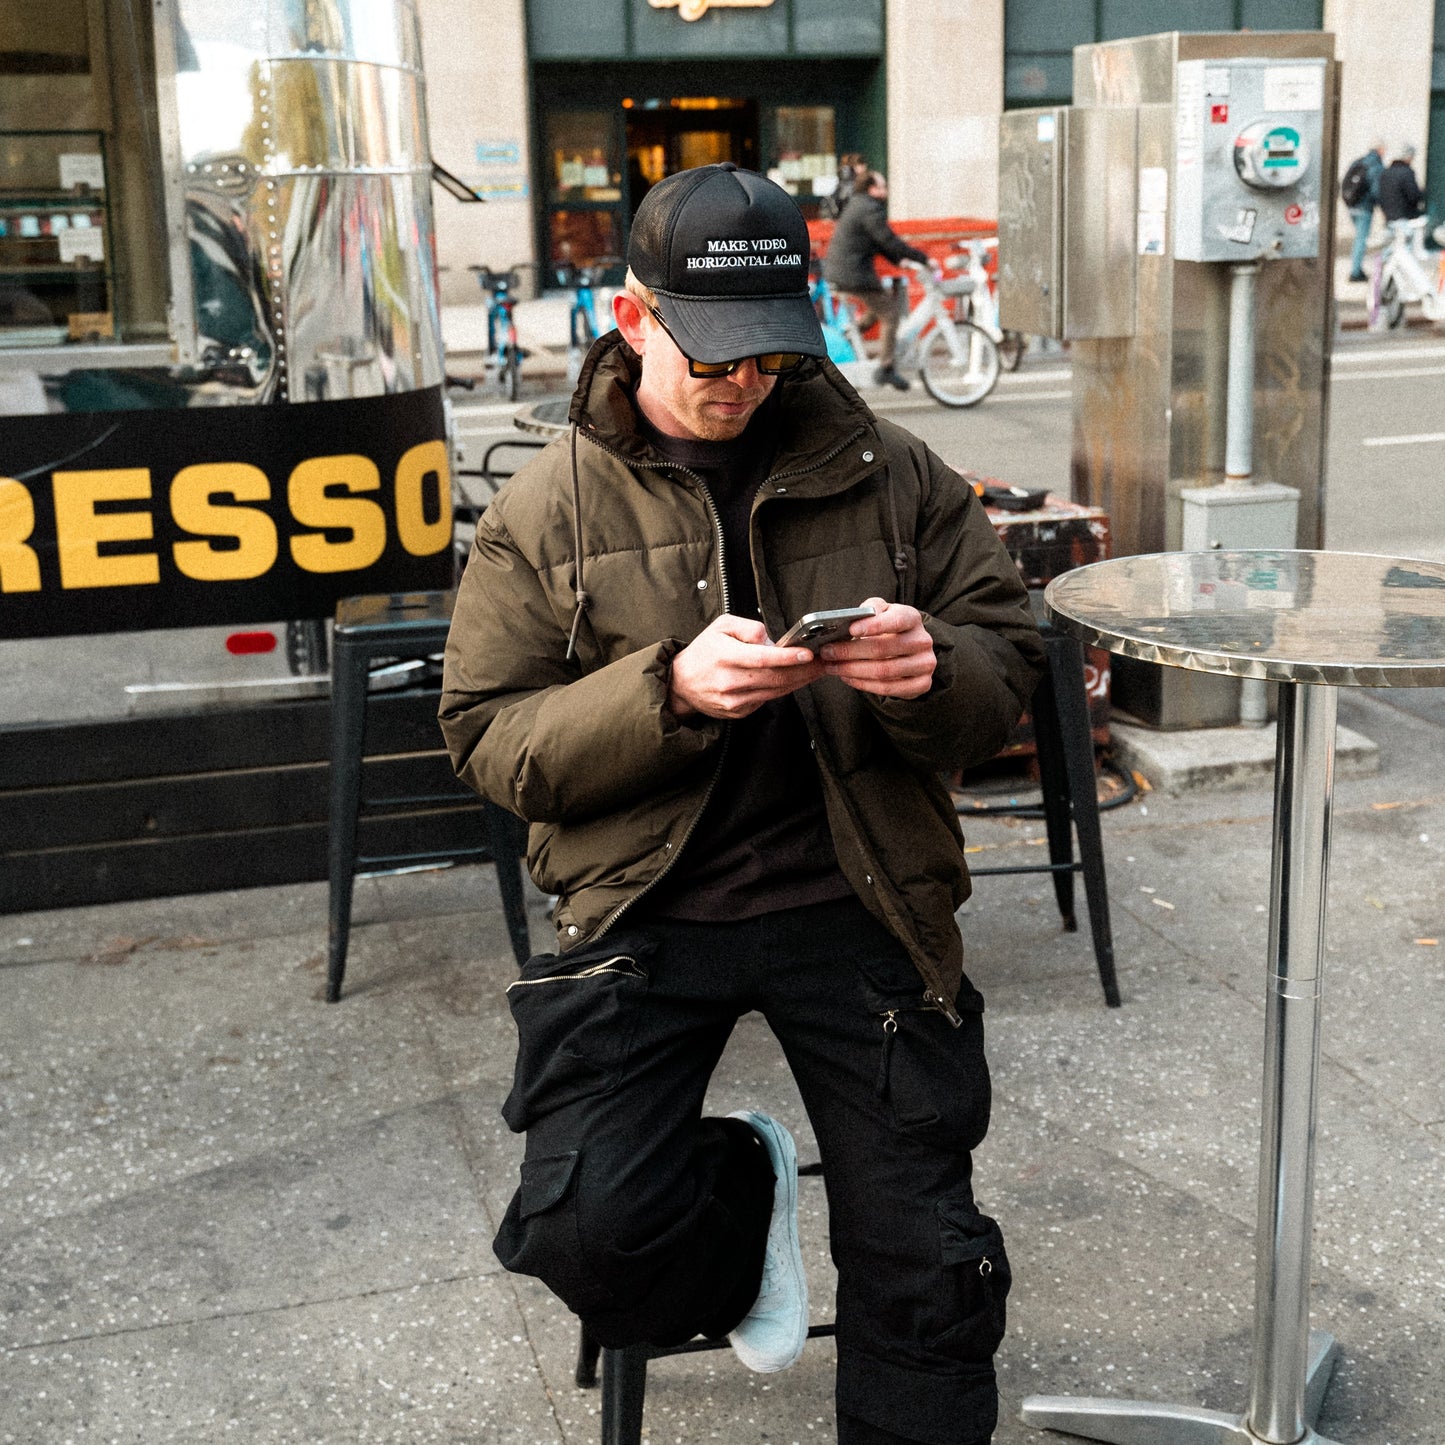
646, 306, 805, 379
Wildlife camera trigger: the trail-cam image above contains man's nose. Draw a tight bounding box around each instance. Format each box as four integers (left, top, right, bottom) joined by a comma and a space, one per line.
728, 358, 763, 386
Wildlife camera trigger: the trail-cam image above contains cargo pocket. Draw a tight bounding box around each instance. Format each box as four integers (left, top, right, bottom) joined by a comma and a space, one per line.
856, 952, 991, 1152
929, 1201, 1011, 1363
501, 928, 656, 1133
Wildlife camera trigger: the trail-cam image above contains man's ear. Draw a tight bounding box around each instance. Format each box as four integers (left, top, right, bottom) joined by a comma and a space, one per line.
613, 291, 650, 352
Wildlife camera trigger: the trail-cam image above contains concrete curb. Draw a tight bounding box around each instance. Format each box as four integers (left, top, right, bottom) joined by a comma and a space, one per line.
1109, 716, 1379, 794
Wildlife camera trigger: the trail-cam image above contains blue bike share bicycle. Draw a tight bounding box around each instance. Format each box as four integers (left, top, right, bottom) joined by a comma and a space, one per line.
467, 263, 534, 400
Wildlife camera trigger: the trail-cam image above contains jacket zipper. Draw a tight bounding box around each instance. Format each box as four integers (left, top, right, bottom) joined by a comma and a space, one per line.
572, 434, 733, 943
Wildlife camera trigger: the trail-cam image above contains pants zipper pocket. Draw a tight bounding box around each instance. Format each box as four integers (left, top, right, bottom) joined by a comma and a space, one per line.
506, 956, 646, 992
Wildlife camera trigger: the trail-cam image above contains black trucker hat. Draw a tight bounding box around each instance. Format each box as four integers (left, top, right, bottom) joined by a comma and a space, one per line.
628, 162, 826, 365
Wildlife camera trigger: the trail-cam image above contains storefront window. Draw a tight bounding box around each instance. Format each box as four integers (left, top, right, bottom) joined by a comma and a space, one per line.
769, 105, 836, 208
1004, 0, 1325, 106
0, 0, 180, 359
545, 111, 623, 202
548, 210, 623, 268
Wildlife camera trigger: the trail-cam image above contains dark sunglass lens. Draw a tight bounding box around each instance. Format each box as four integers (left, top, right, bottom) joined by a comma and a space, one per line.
758, 353, 804, 374
688, 359, 736, 378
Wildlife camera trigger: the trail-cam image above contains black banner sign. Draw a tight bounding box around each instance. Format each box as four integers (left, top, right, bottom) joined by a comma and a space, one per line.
0, 386, 455, 640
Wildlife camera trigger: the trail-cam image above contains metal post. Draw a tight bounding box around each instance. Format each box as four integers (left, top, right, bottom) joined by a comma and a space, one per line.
1226, 261, 1269, 726
1246, 681, 1337, 1442
1225, 262, 1259, 484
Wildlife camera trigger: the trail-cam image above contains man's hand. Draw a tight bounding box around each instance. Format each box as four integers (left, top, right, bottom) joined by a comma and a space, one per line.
669, 614, 825, 720
819, 597, 936, 699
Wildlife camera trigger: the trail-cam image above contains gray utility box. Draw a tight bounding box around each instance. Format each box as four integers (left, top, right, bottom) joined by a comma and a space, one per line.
1180, 481, 1301, 551
1174, 57, 1326, 262
998, 105, 1139, 341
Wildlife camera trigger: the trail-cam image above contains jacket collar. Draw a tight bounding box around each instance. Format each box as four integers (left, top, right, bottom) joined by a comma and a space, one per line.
568, 331, 878, 486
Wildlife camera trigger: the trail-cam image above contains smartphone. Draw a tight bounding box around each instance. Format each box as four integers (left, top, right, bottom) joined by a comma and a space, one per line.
775, 606, 875, 652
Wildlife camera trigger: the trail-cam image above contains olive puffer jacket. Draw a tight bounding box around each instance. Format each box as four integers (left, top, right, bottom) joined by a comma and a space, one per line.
439, 334, 1044, 1014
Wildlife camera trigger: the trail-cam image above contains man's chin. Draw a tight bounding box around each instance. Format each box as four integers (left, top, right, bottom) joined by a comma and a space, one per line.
692, 402, 761, 440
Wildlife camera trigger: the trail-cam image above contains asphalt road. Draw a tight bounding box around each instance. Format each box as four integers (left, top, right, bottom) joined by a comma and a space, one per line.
453, 329, 1445, 564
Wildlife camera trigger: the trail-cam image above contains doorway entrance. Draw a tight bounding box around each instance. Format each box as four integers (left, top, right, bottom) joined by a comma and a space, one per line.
623, 97, 758, 222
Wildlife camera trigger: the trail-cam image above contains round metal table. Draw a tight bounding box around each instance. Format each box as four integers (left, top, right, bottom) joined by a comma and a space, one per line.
1022, 549, 1445, 1445
513, 397, 571, 439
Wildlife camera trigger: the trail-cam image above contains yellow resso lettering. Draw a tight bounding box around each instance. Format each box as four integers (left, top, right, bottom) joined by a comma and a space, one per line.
287, 455, 386, 573
171, 463, 279, 581
0, 479, 42, 593
53, 468, 160, 589
394, 440, 453, 557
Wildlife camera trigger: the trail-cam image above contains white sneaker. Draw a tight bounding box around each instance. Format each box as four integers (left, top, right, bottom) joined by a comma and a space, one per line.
726, 1110, 808, 1373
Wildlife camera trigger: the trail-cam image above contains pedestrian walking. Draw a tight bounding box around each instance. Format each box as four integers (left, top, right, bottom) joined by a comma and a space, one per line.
1340, 139, 1386, 281
441, 162, 1045, 1445
1377, 142, 1426, 237
822, 171, 940, 391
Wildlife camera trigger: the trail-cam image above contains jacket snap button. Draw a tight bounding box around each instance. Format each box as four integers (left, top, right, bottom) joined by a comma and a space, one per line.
567, 925, 579, 937
862, 450, 875, 463
865, 874, 874, 885
776, 485, 787, 494
696, 579, 708, 590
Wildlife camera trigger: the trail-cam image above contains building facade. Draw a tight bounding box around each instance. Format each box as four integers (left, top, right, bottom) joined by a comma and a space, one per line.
419, 0, 1445, 307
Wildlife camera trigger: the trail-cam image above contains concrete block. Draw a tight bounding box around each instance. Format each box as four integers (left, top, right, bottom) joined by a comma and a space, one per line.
1109, 718, 1379, 794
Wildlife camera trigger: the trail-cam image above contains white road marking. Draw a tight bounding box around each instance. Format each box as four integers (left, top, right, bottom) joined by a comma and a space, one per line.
1333, 365, 1445, 381
1332, 342, 1445, 363
1361, 431, 1445, 447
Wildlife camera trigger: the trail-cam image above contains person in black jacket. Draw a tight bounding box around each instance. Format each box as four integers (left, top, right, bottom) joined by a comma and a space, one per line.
822, 172, 937, 391
1377, 144, 1425, 230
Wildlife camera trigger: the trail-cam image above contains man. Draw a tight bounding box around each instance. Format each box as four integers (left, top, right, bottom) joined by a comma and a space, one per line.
1377, 142, 1426, 234
1342, 139, 1385, 282
822, 171, 937, 391
441, 162, 1044, 1445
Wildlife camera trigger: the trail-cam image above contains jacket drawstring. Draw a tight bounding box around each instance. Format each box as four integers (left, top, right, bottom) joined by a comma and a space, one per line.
565, 424, 591, 660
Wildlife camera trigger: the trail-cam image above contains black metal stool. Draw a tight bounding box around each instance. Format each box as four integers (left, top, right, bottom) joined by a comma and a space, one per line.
327, 589, 531, 1002
966, 621, 1120, 1009
571, 622, 1120, 1445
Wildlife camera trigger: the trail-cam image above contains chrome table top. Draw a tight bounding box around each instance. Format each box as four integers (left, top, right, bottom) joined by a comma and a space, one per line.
1044, 549, 1445, 688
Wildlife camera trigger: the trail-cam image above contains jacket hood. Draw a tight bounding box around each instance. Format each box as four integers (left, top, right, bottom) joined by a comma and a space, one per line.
566, 329, 878, 475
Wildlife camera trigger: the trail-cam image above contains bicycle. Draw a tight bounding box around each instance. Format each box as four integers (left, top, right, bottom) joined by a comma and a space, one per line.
554, 255, 620, 383
819, 262, 1001, 408
1369, 216, 1445, 329
467, 263, 531, 400
949, 239, 1027, 372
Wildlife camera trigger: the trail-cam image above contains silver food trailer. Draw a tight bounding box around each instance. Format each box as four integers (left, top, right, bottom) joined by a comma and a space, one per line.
0, 0, 468, 907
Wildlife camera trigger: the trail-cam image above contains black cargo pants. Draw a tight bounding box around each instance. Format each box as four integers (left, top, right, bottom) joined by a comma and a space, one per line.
493, 895, 1010, 1445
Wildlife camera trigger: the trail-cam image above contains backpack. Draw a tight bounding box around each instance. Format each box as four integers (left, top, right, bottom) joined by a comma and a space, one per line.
1340, 157, 1371, 208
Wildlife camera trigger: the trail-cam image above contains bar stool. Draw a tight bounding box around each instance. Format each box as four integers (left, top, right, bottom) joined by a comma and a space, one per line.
572, 622, 1119, 1444
966, 620, 1120, 1009
327, 589, 531, 1002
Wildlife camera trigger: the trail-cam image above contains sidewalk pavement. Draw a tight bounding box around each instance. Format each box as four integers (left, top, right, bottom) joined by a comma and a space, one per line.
5, 681, 1444, 1444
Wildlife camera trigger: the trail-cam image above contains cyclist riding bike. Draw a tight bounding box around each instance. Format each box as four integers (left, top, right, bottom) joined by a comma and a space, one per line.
822, 172, 940, 392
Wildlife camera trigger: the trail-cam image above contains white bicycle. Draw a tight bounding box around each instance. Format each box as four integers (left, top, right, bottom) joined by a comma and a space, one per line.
1369, 216, 1445, 329
949, 239, 1027, 371
822, 261, 1000, 407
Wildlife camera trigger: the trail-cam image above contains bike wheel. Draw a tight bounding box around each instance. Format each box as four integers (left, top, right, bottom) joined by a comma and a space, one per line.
505, 344, 521, 401
998, 330, 1027, 372
1381, 274, 1405, 330
919, 321, 1000, 408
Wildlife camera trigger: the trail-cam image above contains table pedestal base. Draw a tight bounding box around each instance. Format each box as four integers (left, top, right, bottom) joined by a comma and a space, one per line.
1021, 1329, 1341, 1445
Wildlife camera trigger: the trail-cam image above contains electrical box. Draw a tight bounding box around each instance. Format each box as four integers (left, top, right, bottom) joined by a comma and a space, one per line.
1174, 57, 1326, 262
998, 106, 1138, 340
1179, 482, 1301, 551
